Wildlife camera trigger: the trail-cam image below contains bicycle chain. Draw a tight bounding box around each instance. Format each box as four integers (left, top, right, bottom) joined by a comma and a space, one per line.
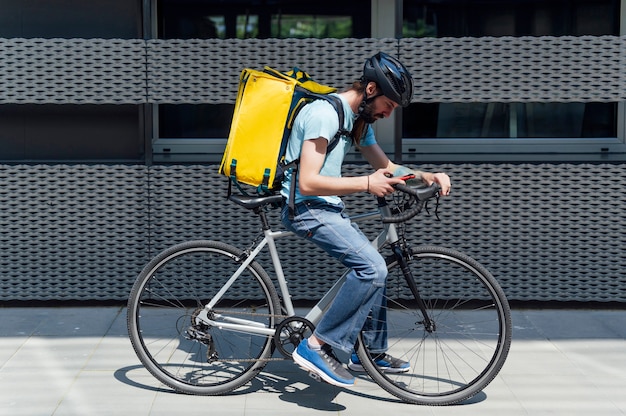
222, 357, 288, 363
200, 309, 292, 363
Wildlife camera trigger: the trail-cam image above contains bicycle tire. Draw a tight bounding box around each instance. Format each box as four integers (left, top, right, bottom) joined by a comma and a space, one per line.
127, 240, 281, 395
356, 245, 511, 405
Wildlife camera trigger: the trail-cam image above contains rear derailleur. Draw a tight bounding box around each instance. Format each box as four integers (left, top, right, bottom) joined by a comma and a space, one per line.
184, 307, 218, 362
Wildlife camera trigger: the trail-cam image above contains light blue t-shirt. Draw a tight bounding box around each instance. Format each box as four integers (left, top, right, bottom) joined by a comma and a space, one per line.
280, 93, 377, 205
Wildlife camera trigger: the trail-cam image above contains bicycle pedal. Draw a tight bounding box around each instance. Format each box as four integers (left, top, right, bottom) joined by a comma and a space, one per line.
295, 365, 322, 383
308, 371, 322, 383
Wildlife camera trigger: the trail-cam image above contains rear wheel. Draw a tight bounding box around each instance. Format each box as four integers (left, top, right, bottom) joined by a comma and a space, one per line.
356, 245, 511, 405
127, 240, 281, 395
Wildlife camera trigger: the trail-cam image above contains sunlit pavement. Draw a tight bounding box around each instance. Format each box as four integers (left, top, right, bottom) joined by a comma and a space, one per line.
1, 307, 625, 416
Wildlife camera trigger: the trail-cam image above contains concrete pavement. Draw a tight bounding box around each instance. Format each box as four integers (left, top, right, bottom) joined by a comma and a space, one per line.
1, 306, 625, 415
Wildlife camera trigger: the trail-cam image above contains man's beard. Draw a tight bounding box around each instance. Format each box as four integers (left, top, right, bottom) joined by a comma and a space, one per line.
358, 101, 379, 124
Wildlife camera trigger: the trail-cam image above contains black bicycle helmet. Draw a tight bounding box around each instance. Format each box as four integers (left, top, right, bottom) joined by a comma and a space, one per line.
362, 52, 414, 107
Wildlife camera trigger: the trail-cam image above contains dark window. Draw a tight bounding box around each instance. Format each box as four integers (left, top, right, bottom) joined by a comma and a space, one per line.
0, 105, 143, 161
0, 0, 142, 39
159, 104, 233, 139
157, 0, 369, 39
403, 0, 618, 38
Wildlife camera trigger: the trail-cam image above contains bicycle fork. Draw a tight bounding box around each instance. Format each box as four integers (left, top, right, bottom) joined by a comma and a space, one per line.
390, 243, 436, 333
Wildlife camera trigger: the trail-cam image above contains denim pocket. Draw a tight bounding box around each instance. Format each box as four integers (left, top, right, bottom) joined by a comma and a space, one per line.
284, 200, 344, 240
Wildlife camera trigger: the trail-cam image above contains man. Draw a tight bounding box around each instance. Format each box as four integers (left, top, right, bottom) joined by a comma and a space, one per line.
281, 52, 451, 387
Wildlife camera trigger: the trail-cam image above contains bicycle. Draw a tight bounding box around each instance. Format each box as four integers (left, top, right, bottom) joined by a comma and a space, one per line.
127, 183, 512, 405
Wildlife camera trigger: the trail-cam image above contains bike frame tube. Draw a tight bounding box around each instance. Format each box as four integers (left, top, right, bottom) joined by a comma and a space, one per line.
265, 229, 296, 317
205, 237, 270, 310
200, 203, 399, 336
199, 228, 296, 334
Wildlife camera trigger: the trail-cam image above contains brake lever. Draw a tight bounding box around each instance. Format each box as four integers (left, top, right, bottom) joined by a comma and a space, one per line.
422, 193, 441, 221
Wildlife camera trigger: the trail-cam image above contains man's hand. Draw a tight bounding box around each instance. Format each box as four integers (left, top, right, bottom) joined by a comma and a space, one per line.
422, 171, 451, 196
367, 169, 405, 197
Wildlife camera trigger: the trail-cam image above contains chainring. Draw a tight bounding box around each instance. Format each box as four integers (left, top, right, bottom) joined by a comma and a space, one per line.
273, 316, 315, 358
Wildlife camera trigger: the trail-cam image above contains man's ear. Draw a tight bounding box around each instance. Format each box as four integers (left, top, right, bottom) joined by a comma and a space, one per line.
366, 81, 379, 96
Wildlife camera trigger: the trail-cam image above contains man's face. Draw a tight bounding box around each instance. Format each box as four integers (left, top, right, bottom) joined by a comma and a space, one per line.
361, 90, 399, 124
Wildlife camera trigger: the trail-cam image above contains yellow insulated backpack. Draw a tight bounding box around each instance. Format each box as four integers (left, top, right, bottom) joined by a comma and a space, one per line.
220, 66, 346, 195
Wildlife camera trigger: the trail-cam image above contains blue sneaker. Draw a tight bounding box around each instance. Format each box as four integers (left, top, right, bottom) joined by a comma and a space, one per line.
292, 339, 355, 387
348, 352, 410, 373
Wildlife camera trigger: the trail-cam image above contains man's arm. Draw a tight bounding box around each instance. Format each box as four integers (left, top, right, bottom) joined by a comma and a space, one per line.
297, 138, 368, 196
298, 138, 400, 197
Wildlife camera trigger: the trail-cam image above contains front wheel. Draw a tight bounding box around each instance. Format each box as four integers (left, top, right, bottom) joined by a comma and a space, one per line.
356, 245, 511, 405
127, 240, 281, 395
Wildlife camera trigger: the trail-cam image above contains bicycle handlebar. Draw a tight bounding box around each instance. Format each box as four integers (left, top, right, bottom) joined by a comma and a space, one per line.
379, 182, 441, 224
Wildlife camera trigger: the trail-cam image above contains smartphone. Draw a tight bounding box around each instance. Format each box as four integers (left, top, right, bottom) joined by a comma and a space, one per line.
397, 173, 415, 181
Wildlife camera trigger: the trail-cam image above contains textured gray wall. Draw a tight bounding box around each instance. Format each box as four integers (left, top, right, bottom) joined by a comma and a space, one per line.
1, 163, 624, 302
1, 37, 625, 302
2, 37, 625, 104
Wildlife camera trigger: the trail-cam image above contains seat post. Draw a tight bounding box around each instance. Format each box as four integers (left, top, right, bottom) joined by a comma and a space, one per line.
254, 207, 272, 231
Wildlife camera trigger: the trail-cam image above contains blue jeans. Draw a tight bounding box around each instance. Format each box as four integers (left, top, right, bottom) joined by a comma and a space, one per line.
281, 199, 388, 354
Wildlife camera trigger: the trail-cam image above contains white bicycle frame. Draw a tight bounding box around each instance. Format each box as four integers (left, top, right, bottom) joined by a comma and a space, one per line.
194, 203, 400, 336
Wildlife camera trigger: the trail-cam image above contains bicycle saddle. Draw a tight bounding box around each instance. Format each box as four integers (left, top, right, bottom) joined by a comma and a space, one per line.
228, 193, 283, 210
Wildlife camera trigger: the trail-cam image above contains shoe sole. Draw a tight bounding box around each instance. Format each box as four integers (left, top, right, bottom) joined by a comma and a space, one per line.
292, 348, 355, 387
347, 362, 411, 374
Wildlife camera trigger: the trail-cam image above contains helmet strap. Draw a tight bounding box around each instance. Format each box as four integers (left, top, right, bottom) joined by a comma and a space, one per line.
357, 90, 382, 120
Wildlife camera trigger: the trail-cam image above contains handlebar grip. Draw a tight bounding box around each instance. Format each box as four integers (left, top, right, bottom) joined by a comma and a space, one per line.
380, 182, 441, 224
396, 183, 441, 201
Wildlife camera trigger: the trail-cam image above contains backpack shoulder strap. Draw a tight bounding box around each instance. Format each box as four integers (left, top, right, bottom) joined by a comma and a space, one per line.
311, 93, 350, 147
